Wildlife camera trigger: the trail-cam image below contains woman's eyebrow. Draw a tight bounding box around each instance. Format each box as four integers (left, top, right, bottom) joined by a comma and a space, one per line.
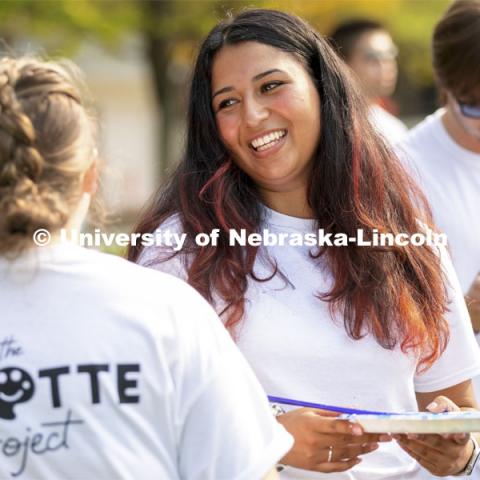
212, 69, 285, 99
252, 68, 284, 82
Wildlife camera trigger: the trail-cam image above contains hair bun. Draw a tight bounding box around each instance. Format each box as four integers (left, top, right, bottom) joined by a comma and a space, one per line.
0, 177, 68, 252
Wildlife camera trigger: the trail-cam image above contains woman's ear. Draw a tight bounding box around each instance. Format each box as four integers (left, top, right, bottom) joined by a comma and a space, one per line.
83, 160, 98, 195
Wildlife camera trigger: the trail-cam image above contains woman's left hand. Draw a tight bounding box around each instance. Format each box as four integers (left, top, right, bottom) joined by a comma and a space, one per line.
394, 396, 474, 476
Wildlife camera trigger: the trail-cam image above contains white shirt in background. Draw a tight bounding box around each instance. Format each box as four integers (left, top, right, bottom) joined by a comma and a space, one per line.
141, 208, 480, 480
400, 110, 480, 451
400, 108, 480, 294
370, 104, 408, 146
0, 243, 292, 480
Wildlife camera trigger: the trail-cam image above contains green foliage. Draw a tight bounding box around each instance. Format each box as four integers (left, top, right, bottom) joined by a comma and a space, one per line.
0, 0, 450, 86
0, 0, 140, 54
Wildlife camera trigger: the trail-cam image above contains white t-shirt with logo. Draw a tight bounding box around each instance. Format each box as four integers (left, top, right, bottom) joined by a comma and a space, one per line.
370, 104, 408, 146
0, 243, 292, 480
140, 210, 480, 480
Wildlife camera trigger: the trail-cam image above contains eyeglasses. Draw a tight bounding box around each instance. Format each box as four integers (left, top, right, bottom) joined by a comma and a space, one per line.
362, 46, 399, 62
458, 101, 480, 119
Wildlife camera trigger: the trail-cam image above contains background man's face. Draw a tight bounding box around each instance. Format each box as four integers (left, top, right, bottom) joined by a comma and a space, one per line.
347, 30, 398, 101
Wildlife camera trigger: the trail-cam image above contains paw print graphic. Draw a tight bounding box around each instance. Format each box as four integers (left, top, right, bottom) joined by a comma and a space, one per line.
0, 367, 35, 420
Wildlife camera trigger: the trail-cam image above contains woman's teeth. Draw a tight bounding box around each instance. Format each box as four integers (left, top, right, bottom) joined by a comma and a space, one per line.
250, 130, 286, 151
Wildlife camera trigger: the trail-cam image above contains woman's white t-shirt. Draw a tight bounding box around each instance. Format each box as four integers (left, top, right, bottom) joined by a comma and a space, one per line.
0, 243, 292, 480
140, 210, 480, 479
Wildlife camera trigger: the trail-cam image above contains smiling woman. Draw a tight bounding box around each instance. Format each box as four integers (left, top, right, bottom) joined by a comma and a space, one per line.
130, 8, 480, 479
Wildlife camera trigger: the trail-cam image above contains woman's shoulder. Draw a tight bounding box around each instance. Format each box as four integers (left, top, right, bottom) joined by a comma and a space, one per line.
71, 244, 186, 293
155, 213, 184, 233
137, 213, 189, 280
138, 213, 183, 257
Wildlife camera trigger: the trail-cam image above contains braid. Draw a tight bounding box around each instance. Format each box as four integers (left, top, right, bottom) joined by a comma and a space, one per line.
0, 61, 44, 189
0, 57, 94, 256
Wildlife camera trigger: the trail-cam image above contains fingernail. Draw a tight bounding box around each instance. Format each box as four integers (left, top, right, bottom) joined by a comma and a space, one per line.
351, 424, 363, 436
379, 434, 391, 442
426, 401, 437, 410
407, 433, 418, 440
368, 443, 379, 451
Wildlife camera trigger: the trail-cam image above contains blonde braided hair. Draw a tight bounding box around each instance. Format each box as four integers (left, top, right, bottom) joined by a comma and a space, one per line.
0, 57, 96, 256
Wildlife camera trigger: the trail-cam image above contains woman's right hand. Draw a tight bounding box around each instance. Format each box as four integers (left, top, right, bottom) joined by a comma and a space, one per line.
276, 408, 390, 473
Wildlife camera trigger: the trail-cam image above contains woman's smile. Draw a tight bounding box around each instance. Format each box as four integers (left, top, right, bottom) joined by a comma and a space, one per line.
248, 128, 288, 157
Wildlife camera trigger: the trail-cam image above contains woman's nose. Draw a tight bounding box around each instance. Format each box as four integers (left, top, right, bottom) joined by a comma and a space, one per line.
243, 97, 269, 128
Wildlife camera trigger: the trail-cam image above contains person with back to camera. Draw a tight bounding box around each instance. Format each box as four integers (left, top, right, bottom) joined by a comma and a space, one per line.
129, 8, 480, 479
400, 0, 480, 409
329, 19, 408, 146
0, 56, 295, 480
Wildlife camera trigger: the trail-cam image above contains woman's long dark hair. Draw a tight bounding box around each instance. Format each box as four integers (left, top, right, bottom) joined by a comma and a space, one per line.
129, 9, 449, 371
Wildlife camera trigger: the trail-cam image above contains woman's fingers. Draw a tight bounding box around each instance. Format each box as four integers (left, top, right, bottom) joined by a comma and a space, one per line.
397, 441, 439, 472
311, 413, 391, 443
395, 432, 470, 454
311, 412, 364, 436
426, 395, 460, 413
397, 437, 437, 460
398, 433, 445, 454
313, 457, 362, 473
414, 432, 470, 447
317, 432, 389, 447
400, 395, 474, 475
324, 442, 379, 462
313, 408, 344, 417
451, 433, 471, 445
276, 408, 387, 472
395, 433, 473, 476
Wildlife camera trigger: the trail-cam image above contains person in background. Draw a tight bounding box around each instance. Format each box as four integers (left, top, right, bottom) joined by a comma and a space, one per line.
130, 9, 480, 478
330, 19, 408, 145
0, 56, 293, 479
400, 0, 480, 402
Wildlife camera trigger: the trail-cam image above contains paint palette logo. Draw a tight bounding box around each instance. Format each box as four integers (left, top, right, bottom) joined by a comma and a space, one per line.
0, 367, 35, 420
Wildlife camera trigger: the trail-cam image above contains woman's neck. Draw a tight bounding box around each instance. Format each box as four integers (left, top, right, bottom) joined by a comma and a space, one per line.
259, 186, 314, 219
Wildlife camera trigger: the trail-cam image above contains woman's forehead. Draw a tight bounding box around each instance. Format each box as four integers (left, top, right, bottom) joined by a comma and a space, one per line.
211, 42, 303, 90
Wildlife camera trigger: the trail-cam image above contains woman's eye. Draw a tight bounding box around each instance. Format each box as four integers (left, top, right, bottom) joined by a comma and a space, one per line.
262, 81, 283, 92
218, 98, 237, 110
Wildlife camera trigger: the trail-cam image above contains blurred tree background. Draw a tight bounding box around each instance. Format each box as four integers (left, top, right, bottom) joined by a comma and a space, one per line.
0, 0, 450, 178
